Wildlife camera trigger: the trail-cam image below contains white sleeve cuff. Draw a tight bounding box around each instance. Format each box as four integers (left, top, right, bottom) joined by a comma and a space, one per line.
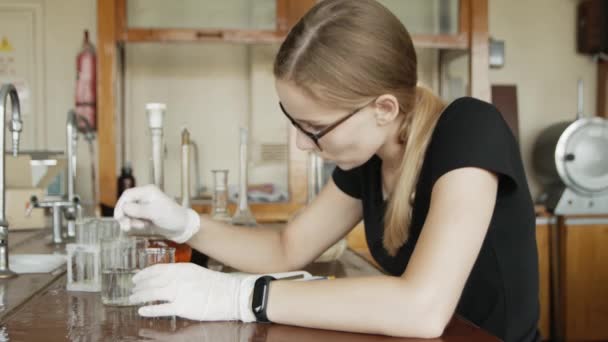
171, 208, 200, 244
238, 276, 257, 323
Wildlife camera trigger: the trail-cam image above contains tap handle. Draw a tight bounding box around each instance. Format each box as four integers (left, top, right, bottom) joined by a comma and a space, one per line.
25, 202, 33, 218
25, 196, 39, 217
29, 195, 39, 206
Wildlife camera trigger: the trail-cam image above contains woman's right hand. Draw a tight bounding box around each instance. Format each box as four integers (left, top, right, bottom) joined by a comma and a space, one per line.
114, 184, 200, 243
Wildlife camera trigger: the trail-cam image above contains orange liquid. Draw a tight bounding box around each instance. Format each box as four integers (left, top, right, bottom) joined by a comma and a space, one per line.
148, 239, 192, 263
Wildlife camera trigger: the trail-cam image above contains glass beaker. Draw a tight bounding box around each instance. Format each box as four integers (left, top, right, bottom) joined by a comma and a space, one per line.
76, 217, 121, 245
75, 217, 96, 245
95, 217, 122, 241
68, 217, 122, 292
66, 243, 101, 292
232, 127, 257, 227
211, 169, 232, 223
147, 238, 192, 263
138, 247, 175, 268
100, 237, 142, 306
136, 246, 175, 307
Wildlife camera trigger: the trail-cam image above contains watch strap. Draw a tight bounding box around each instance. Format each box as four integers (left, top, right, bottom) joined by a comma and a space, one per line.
251, 275, 276, 323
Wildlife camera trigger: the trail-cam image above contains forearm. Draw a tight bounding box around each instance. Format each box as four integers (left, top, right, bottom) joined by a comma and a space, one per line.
266, 276, 446, 338
187, 215, 292, 273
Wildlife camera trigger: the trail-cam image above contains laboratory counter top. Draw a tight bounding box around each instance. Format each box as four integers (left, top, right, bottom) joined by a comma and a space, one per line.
0, 229, 499, 342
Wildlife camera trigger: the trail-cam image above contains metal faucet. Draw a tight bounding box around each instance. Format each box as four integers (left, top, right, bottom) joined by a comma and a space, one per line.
26, 110, 91, 244
28, 196, 79, 244
65, 110, 89, 239
0, 83, 24, 278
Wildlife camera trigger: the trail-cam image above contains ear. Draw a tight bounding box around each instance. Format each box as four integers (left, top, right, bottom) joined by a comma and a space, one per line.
373, 94, 400, 126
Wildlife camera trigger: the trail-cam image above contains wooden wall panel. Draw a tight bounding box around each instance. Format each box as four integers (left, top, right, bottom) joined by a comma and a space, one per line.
276, 0, 317, 33
598, 61, 608, 118
491, 85, 519, 140
97, 0, 118, 208
536, 220, 551, 340
468, 0, 490, 101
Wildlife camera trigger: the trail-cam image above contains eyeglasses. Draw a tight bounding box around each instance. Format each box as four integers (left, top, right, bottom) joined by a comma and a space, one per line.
279, 99, 375, 151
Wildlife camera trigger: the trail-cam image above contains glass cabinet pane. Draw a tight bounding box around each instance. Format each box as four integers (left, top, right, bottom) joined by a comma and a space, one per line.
123, 43, 289, 203
377, 0, 460, 35
127, 0, 277, 30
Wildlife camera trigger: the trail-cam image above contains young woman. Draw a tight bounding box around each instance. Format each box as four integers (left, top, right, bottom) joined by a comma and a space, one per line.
115, 1, 540, 341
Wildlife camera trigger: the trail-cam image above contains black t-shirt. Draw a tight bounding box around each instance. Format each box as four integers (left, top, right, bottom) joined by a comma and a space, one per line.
332, 97, 540, 342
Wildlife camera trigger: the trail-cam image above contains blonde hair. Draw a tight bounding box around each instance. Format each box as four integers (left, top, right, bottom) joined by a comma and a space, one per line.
274, 0, 445, 256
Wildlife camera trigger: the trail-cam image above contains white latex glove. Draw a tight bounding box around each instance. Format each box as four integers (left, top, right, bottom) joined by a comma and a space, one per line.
129, 263, 311, 322
114, 184, 200, 243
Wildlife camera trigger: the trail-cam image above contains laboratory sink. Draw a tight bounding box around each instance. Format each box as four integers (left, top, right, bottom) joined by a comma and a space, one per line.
9, 254, 66, 274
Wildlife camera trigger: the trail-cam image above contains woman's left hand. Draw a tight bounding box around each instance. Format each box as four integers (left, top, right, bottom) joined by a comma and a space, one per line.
130, 263, 258, 322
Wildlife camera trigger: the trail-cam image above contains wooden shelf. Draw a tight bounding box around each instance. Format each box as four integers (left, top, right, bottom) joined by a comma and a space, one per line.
124, 28, 284, 44
411, 33, 468, 50
191, 202, 304, 223
124, 29, 469, 50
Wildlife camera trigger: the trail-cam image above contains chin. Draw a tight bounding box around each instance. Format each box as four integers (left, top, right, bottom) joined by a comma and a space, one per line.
335, 159, 365, 171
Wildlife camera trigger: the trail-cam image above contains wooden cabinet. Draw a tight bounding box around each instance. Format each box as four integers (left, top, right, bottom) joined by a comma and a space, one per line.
97, 0, 491, 221
555, 217, 608, 341
536, 214, 608, 341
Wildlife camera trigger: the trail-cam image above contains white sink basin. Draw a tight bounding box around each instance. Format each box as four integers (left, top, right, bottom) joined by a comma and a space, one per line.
9, 254, 66, 274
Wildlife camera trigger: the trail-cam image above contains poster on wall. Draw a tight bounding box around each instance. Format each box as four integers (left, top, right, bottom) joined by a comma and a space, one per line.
0, 36, 30, 114
0, 7, 39, 149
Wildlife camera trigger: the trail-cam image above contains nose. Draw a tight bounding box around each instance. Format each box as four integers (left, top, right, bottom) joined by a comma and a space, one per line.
295, 130, 316, 151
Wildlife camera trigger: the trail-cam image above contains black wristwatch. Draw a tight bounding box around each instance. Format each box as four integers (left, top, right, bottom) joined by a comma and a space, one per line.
251, 275, 276, 323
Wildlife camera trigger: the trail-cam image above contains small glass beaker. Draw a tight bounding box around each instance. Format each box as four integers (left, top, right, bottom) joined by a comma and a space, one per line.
136, 247, 175, 308
211, 169, 232, 223
75, 218, 96, 245
138, 247, 175, 268
100, 237, 144, 306
96, 217, 122, 240
68, 217, 122, 292
66, 243, 101, 292
76, 217, 120, 245
147, 238, 191, 263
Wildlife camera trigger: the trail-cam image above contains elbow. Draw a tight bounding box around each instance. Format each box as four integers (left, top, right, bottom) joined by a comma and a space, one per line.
416, 308, 450, 339
417, 316, 448, 339
380, 285, 452, 339
383, 314, 448, 339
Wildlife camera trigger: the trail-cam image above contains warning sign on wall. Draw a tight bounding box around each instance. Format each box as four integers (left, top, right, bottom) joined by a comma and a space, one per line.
0, 36, 13, 52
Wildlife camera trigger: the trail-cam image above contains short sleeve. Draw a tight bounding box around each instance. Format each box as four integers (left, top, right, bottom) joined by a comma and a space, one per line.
332, 166, 363, 199
428, 97, 520, 193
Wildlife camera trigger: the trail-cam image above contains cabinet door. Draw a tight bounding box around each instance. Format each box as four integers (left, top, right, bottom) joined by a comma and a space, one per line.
125, 0, 316, 32
561, 218, 608, 341
127, 0, 278, 30
377, 0, 460, 35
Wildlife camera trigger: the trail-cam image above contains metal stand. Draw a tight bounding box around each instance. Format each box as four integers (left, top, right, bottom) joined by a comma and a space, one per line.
0, 225, 16, 279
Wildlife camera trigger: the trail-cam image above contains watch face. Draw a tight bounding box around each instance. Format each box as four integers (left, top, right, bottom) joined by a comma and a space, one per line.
252, 276, 275, 322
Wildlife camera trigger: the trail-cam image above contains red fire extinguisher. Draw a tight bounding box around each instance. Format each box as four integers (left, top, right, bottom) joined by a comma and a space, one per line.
75, 30, 96, 131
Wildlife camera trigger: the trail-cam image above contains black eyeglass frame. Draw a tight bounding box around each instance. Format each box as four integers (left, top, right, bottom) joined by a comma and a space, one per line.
278, 99, 375, 151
